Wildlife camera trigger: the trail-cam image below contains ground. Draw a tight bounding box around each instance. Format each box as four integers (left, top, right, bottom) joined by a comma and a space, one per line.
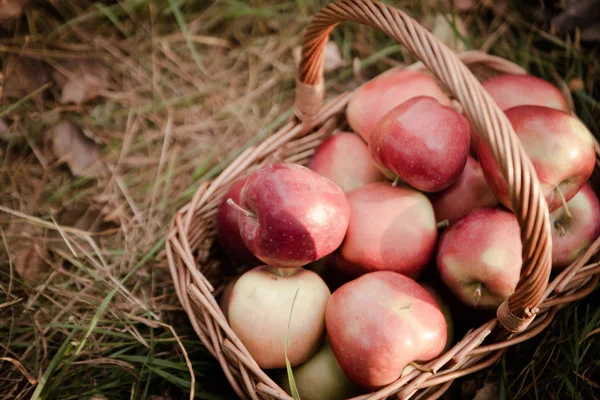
0, 1, 599, 399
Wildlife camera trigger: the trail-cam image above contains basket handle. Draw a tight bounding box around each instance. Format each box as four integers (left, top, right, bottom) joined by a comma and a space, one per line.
294, 0, 552, 333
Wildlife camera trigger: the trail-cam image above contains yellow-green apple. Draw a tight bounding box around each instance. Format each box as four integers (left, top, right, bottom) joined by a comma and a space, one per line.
308, 132, 383, 192
279, 339, 360, 400
346, 69, 451, 142
235, 163, 350, 269
429, 156, 498, 224
218, 275, 240, 321
228, 266, 330, 369
470, 74, 570, 156
437, 207, 523, 309
370, 96, 470, 192
216, 178, 261, 265
337, 182, 437, 279
420, 283, 454, 351
551, 183, 600, 269
482, 74, 570, 112
325, 271, 447, 389
477, 106, 595, 212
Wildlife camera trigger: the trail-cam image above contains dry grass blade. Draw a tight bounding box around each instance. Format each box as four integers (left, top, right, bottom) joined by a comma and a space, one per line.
0, 357, 38, 385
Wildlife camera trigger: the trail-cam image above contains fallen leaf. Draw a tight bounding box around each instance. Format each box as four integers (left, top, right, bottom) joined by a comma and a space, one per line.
1, 54, 48, 100
0, 0, 27, 21
52, 60, 110, 105
49, 120, 104, 178
472, 382, 499, 400
292, 41, 346, 72
13, 243, 50, 284
425, 13, 468, 52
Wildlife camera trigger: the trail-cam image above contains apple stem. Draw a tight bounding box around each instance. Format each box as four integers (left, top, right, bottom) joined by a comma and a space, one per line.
555, 187, 572, 219
409, 362, 433, 373
555, 221, 567, 237
226, 198, 256, 218
473, 282, 483, 308
392, 176, 400, 187
267, 266, 301, 277
437, 220, 449, 229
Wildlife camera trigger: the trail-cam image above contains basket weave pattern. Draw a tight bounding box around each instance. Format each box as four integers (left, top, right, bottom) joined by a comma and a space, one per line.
166, 1, 600, 398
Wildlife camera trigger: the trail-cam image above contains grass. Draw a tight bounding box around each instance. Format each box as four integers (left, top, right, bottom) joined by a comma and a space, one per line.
0, 0, 599, 399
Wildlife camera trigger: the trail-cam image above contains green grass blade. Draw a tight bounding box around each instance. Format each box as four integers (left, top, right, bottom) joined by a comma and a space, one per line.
168, 0, 208, 76
30, 329, 77, 400
285, 283, 302, 400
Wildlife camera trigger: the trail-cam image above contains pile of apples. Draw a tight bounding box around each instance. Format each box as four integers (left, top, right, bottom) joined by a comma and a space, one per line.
215, 69, 600, 399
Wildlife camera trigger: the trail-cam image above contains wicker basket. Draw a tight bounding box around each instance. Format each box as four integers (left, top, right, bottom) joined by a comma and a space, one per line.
166, 1, 600, 398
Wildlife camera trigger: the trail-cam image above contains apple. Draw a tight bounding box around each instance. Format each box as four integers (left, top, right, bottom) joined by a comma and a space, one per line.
470, 74, 570, 156
235, 163, 351, 268
420, 283, 454, 351
482, 74, 570, 112
337, 182, 437, 279
346, 69, 451, 142
219, 275, 240, 321
279, 339, 360, 400
326, 271, 447, 389
370, 96, 470, 192
228, 266, 330, 369
429, 156, 498, 224
478, 105, 595, 212
437, 207, 523, 309
308, 132, 383, 192
551, 183, 600, 269
216, 178, 261, 266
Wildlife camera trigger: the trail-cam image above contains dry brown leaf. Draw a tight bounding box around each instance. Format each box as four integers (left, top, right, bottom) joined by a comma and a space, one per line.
472, 382, 499, 400
0, 0, 27, 21
292, 41, 346, 72
1, 54, 48, 100
13, 243, 50, 284
52, 60, 110, 105
425, 13, 468, 52
49, 120, 104, 178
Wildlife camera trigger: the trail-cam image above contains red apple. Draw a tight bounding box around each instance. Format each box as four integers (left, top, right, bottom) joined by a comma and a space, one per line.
237, 163, 351, 268
326, 271, 447, 389
229, 266, 330, 369
308, 132, 383, 192
216, 178, 261, 265
478, 106, 595, 212
551, 183, 600, 269
482, 74, 570, 112
370, 96, 470, 192
470, 74, 570, 157
279, 339, 360, 400
420, 283, 454, 352
437, 207, 523, 309
346, 69, 451, 142
337, 182, 437, 279
429, 156, 498, 224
